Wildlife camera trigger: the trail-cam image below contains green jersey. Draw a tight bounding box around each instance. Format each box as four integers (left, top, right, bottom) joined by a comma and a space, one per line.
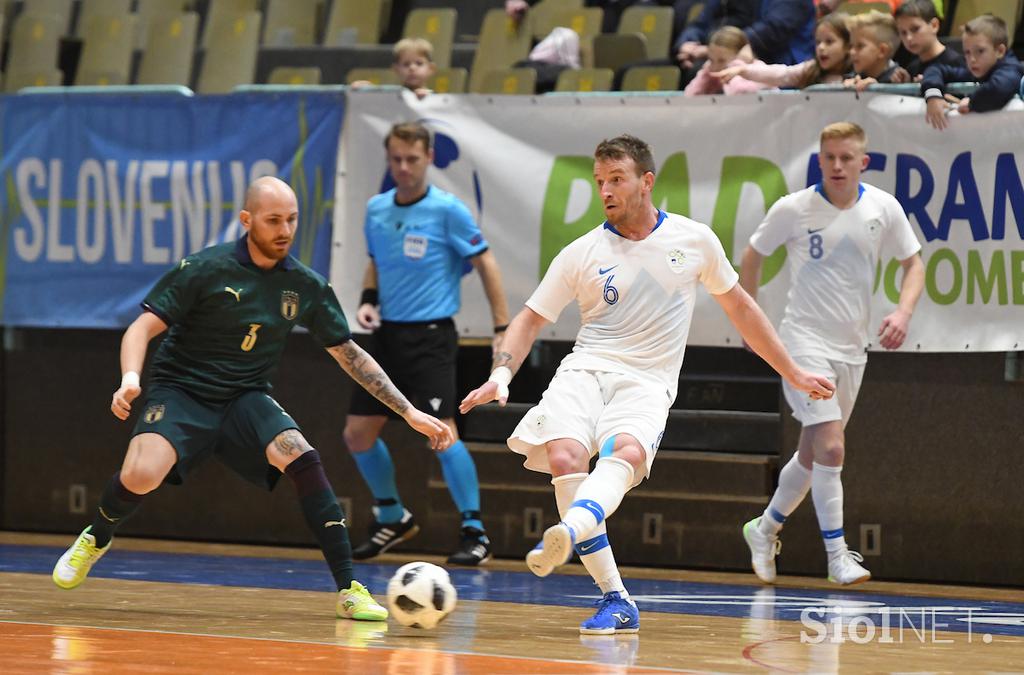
142, 235, 351, 402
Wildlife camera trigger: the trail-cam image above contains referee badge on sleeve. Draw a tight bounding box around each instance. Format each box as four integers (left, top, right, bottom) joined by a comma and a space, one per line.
280, 291, 299, 320
666, 249, 686, 274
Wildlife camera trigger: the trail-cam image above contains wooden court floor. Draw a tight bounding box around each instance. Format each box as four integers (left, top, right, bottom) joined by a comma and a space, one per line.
1, 532, 1022, 673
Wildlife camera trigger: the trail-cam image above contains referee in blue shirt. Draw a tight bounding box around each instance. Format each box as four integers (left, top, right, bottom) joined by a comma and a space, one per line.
344, 122, 510, 565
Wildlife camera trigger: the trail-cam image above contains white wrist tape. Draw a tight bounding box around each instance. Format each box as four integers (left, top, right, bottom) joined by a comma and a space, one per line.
487, 366, 512, 400
121, 371, 140, 389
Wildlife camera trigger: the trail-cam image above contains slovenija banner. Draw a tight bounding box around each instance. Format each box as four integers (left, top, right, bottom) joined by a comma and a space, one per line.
0, 91, 344, 327
334, 89, 1023, 352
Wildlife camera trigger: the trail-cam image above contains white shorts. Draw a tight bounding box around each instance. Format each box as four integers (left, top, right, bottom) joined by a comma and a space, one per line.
507, 369, 671, 488
782, 355, 865, 429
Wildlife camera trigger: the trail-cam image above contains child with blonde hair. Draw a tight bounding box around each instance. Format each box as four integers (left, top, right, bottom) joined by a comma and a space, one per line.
713, 13, 852, 89
684, 26, 767, 96
351, 38, 436, 99
843, 10, 909, 91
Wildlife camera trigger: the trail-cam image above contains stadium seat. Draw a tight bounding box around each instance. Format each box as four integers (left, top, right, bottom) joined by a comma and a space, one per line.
7, 13, 63, 79
555, 67, 613, 92
135, 0, 191, 49
403, 8, 456, 68
479, 67, 537, 94
618, 5, 674, 59
593, 33, 647, 71
4, 67, 63, 92
268, 66, 323, 85
468, 9, 532, 92
74, 14, 136, 86
621, 65, 681, 91
201, 0, 259, 47
345, 67, 399, 85
28, 0, 73, 34
949, 0, 1020, 46
263, 0, 318, 46
324, 0, 389, 46
136, 12, 198, 86
75, 0, 132, 36
530, 0, 584, 39
196, 10, 261, 93
428, 67, 468, 93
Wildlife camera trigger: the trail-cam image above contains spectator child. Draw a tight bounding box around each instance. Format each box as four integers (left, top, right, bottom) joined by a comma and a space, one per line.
351, 38, 436, 99
685, 26, 767, 95
895, 0, 963, 81
843, 10, 907, 91
922, 14, 1024, 130
713, 13, 852, 89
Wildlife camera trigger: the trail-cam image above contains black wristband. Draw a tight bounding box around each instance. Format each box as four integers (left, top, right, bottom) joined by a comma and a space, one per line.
360, 288, 379, 306
494, 324, 509, 333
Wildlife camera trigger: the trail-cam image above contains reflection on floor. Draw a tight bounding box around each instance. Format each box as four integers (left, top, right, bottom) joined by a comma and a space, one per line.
1, 533, 1021, 673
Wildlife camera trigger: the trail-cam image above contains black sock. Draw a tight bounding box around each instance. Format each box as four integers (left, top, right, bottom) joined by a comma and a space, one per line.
286, 450, 353, 592
89, 471, 144, 548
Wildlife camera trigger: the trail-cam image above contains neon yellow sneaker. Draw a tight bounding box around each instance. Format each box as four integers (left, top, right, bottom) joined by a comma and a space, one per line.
336, 580, 389, 621
52, 527, 111, 590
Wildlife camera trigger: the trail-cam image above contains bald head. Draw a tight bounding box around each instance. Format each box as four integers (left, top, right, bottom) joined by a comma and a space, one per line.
244, 176, 296, 214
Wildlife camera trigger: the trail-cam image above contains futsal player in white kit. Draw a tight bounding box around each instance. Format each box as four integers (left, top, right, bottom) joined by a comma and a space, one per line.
460, 134, 835, 634
739, 122, 924, 585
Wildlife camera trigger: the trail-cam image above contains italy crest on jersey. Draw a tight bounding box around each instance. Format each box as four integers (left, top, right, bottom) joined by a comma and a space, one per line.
144, 404, 165, 424
666, 249, 686, 274
280, 291, 299, 320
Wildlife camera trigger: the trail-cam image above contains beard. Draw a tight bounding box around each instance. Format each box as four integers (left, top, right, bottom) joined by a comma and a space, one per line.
249, 230, 292, 261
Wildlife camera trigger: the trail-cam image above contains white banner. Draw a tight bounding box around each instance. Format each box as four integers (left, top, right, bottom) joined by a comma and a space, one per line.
334, 90, 1024, 352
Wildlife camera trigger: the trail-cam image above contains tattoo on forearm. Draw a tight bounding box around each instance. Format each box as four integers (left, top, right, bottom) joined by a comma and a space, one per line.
330, 342, 411, 415
274, 429, 310, 456
492, 350, 514, 372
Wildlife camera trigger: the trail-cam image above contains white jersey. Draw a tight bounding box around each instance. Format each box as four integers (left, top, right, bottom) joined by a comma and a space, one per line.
526, 211, 738, 399
749, 183, 921, 364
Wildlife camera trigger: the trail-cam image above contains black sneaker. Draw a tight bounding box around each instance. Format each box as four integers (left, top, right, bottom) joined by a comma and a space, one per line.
351, 509, 419, 560
446, 526, 492, 566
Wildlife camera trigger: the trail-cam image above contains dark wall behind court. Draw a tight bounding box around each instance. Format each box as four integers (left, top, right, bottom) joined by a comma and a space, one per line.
1, 328, 1020, 586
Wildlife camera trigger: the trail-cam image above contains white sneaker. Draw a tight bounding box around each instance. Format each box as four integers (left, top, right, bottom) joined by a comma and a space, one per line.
525, 522, 575, 577
742, 518, 780, 583
827, 549, 871, 585
53, 527, 111, 590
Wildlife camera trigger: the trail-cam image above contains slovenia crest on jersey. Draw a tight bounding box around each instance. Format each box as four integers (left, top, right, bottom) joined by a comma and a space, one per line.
144, 404, 165, 424
666, 249, 686, 274
281, 291, 300, 320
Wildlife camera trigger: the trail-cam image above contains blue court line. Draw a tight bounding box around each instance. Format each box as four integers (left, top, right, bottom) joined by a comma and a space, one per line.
5, 544, 1024, 638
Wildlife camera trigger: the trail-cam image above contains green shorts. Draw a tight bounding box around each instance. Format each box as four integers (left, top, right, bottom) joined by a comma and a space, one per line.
132, 385, 299, 490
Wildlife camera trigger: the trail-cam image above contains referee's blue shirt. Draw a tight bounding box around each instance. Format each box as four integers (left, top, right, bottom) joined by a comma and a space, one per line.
365, 185, 489, 322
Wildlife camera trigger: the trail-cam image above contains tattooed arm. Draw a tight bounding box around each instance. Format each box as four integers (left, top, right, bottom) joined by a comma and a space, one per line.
460, 306, 548, 413
327, 340, 453, 449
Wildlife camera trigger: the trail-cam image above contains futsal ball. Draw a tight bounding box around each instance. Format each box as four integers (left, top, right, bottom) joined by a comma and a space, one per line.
386, 561, 457, 629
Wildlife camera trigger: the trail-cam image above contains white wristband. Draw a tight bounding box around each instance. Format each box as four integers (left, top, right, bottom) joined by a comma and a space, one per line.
488, 366, 512, 400
121, 371, 140, 389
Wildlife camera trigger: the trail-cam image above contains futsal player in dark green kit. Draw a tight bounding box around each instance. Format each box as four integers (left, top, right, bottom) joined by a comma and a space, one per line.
52, 177, 453, 620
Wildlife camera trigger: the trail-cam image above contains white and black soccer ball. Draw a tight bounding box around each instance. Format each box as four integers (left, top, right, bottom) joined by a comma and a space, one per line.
386, 561, 457, 629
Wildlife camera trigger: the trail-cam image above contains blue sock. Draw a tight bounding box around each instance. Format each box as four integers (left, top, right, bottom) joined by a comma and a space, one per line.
351, 439, 404, 523
437, 440, 484, 530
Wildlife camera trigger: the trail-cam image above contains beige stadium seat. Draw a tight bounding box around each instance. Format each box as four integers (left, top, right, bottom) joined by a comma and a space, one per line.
201, 0, 259, 47
4, 67, 63, 92
75, 0, 132, 36
618, 5, 674, 59
135, 0, 192, 48
263, 0, 318, 46
555, 67, 613, 92
268, 66, 322, 85
593, 33, 647, 71
345, 67, 399, 85
196, 10, 261, 93
949, 0, 1020, 45
621, 65, 680, 91
428, 67, 467, 93
324, 0, 388, 46
7, 13, 63, 74
136, 11, 198, 85
27, 0, 73, 33
468, 9, 532, 93
479, 67, 537, 95
403, 7, 456, 68
530, 0, 583, 39
74, 14, 136, 85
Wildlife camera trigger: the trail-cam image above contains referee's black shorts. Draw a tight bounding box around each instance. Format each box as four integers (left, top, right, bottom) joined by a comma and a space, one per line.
348, 318, 458, 419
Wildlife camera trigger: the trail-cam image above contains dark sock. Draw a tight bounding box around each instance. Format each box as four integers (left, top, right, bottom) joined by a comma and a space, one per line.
89, 471, 144, 548
286, 450, 353, 591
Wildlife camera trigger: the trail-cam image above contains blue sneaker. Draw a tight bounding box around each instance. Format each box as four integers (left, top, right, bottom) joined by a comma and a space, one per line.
525, 522, 575, 577
580, 591, 640, 635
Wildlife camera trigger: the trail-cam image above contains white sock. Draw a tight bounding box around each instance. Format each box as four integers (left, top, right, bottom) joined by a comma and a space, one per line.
811, 462, 846, 555
759, 454, 812, 536
552, 473, 626, 596
560, 456, 634, 542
